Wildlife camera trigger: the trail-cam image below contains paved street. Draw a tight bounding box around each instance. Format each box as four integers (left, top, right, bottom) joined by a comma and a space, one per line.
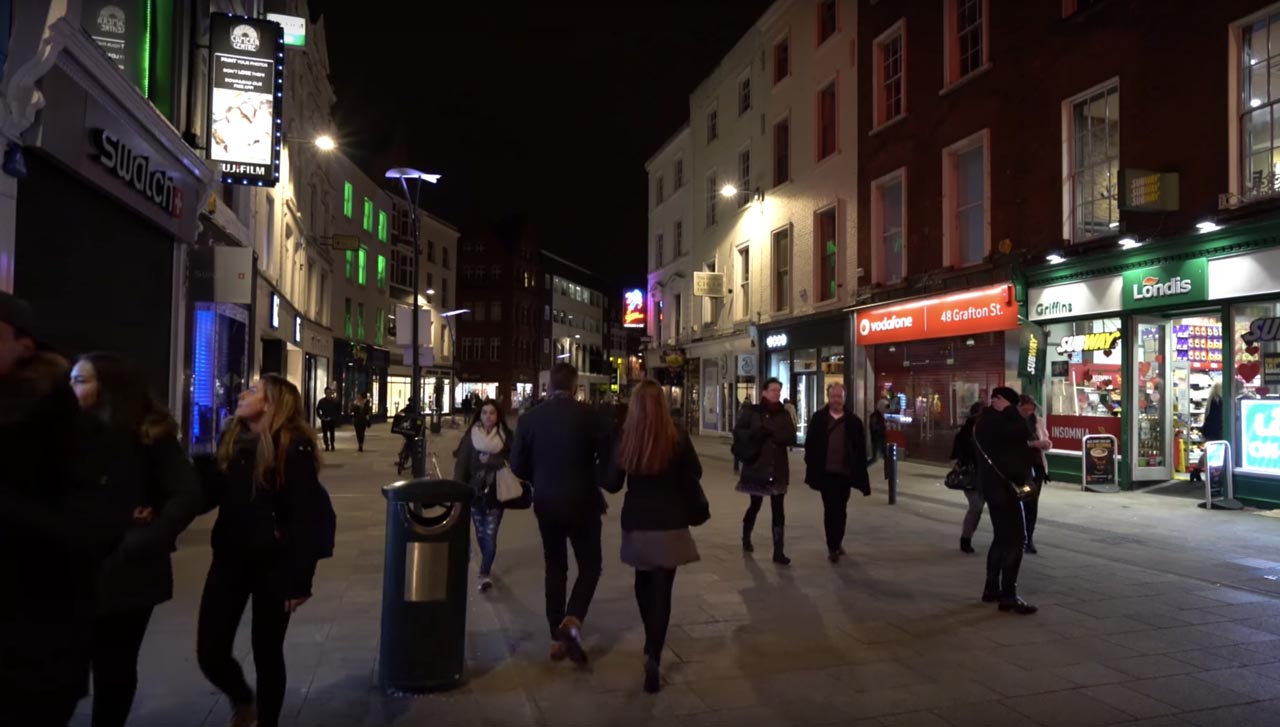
72, 424, 1280, 727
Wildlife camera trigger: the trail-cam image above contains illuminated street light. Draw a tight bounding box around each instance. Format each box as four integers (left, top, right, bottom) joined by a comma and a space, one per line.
314, 134, 336, 151
720, 184, 738, 198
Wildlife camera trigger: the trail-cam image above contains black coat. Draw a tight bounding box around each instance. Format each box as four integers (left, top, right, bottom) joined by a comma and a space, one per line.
803, 408, 871, 495
316, 396, 340, 423
510, 393, 607, 521
974, 406, 1034, 498
351, 400, 372, 428
198, 433, 328, 599
90, 429, 202, 613
0, 353, 127, 698
453, 424, 512, 509
733, 402, 796, 495
602, 428, 702, 531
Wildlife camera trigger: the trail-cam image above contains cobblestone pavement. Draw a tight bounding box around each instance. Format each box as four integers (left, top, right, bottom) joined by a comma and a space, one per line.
70, 425, 1280, 726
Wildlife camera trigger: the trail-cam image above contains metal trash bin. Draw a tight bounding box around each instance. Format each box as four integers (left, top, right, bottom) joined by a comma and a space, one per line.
378, 479, 472, 693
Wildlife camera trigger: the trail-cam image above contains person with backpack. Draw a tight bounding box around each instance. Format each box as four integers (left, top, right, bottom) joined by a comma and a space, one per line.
195, 374, 336, 727
732, 377, 796, 565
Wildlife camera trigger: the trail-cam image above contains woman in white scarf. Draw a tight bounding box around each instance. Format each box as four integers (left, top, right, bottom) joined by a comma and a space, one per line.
453, 399, 513, 592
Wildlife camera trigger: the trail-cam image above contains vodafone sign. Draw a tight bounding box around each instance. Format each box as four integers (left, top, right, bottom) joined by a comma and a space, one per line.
855, 284, 1020, 346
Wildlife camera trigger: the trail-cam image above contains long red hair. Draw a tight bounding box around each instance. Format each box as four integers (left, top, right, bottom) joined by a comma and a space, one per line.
618, 380, 678, 476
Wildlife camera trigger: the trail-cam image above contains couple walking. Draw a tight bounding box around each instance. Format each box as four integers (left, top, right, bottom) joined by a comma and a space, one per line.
512, 364, 704, 693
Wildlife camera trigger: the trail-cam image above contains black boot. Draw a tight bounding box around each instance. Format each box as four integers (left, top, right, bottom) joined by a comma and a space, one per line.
742, 520, 754, 553
982, 579, 1000, 603
960, 537, 975, 554
643, 656, 661, 694
772, 526, 790, 565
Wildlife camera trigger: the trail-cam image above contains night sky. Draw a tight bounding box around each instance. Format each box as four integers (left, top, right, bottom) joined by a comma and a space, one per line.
309, 0, 774, 292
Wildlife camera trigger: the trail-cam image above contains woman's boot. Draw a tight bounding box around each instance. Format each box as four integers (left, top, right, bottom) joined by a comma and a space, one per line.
742, 515, 755, 553
772, 526, 790, 565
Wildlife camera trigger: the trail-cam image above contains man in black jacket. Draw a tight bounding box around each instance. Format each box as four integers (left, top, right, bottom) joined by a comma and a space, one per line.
510, 363, 606, 666
803, 383, 871, 563
316, 387, 339, 451
974, 386, 1038, 615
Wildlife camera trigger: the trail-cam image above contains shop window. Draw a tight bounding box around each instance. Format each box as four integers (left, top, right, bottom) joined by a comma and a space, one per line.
1043, 318, 1123, 454
1066, 82, 1119, 243
1233, 302, 1280, 474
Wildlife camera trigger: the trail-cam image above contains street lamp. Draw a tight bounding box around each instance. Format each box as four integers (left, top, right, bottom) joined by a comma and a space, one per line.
439, 308, 468, 422
385, 167, 442, 478
314, 134, 336, 151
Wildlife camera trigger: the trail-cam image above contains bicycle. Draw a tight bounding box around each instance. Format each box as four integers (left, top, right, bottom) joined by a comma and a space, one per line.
392, 410, 427, 476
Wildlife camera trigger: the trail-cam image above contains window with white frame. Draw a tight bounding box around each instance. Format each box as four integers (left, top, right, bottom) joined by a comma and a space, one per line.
774, 36, 790, 83
1241, 13, 1280, 198
816, 206, 838, 302
819, 82, 837, 159
772, 226, 790, 312
674, 158, 684, 189
655, 232, 664, 268
872, 171, 906, 284
489, 337, 500, 362
874, 22, 906, 127
773, 117, 790, 186
1066, 83, 1119, 243
674, 220, 683, 257
706, 172, 719, 226
704, 258, 723, 327
737, 148, 751, 208
737, 244, 750, 319
707, 107, 718, 143
819, 0, 837, 44
944, 131, 988, 267
656, 176, 665, 205
739, 76, 752, 115
945, 0, 987, 85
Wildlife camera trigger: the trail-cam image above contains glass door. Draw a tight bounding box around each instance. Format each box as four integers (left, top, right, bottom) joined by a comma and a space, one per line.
1132, 317, 1172, 481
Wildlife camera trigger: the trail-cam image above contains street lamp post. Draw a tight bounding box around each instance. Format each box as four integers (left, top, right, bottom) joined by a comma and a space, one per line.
385, 168, 441, 478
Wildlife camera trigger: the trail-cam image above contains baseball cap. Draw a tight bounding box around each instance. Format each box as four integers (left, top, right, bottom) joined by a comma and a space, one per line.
991, 386, 1020, 407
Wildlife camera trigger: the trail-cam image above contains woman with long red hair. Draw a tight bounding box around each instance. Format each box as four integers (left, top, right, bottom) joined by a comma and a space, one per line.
603, 380, 705, 694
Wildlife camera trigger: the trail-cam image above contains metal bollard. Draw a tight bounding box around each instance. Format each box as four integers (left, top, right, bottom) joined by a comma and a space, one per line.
887, 443, 898, 505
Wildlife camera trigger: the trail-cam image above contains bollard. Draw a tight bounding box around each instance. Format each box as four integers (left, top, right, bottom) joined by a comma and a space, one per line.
887, 442, 898, 505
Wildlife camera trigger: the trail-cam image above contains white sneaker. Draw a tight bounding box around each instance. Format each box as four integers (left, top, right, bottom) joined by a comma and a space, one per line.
478, 577, 493, 593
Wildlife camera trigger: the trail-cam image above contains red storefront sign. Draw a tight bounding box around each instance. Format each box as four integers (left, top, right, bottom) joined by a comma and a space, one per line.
854, 284, 1020, 346
1046, 414, 1122, 452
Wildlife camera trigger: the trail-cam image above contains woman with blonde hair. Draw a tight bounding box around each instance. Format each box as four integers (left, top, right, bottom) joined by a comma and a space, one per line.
195, 374, 335, 727
603, 380, 706, 694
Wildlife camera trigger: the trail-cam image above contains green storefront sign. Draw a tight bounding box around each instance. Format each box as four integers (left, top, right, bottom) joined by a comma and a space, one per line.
1122, 258, 1207, 311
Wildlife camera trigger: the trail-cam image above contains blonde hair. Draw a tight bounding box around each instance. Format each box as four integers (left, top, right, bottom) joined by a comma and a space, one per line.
618, 380, 678, 476
216, 374, 320, 488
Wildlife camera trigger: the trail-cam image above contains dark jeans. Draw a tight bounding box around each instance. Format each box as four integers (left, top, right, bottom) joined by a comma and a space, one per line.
0, 688, 80, 727
983, 483, 1026, 600
819, 481, 852, 551
320, 421, 336, 449
197, 557, 292, 727
90, 606, 154, 727
354, 424, 367, 450
535, 513, 603, 640
473, 501, 504, 576
743, 494, 785, 531
634, 568, 677, 662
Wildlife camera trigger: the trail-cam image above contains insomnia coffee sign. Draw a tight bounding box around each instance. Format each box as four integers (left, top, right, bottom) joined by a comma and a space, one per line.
208, 14, 283, 187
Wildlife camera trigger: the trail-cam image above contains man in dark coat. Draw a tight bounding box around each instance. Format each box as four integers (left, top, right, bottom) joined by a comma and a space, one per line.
973, 386, 1038, 615
803, 383, 871, 562
316, 387, 339, 451
510, 362, 607, 666
0, 293, 125, 725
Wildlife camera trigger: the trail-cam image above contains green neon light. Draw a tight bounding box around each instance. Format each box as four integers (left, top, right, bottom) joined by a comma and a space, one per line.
141, 0, 152, 97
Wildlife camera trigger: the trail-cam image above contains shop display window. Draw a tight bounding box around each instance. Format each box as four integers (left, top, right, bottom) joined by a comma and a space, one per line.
1170, 315, 1223, 478
1043, 317, 1122, 452
1233, 302, 1280, 476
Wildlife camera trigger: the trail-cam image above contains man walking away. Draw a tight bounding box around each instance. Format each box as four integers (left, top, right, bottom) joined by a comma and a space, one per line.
0, 293, 127, 726
317, 387, 339, 451
510, 363, 606, 666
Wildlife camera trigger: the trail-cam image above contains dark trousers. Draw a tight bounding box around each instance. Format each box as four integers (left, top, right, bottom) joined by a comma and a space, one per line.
634, 568, 677, 662
320, 421, 336, 450
90, 606, 154, 727
869, 434, 890, 479
1021, 485, 1041, 544
743, 494, 785, 531
820, 482, 852, 551
535, 513, 603, 640
197, 557, 292, 727
354, 424, 367, 451
0, 688, 80, 727
983, 484, 1026, 600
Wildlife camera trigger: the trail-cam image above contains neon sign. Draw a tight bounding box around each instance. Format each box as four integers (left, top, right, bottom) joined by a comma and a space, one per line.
623, 289, 645, 328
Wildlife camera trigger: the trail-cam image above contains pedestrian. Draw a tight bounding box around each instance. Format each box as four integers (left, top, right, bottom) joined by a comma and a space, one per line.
461, 391, 474, 418
195, 374, 335, 727
867, 399, 889, 477
954, 401, 984, 554
70, 353, 202, 727
453, 398, 514, 593
0, 293, 126, 727
733, 394, 752, 474
316, 386, 339, 451
803, 383, 871, 563
510, 362, 606, 666
733, 377, 796, 565
602, 380, 703, 694
973, 387, 1037, 615
1018, 395, 1053, 554
351, 391, 371, 452
1195, 382, 1224, 481
783, 398, 798, 428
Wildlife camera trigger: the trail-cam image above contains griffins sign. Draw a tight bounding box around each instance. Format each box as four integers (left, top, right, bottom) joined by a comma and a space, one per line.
207, 14, 283, 186
91, 129, 183, 218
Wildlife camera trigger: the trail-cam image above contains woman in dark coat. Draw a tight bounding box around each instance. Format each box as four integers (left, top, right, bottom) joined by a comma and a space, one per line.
733, 377, 796, 564
973, 387, 1037, 615
803, 383, 870, 563
70, 353, 202, 727
953, 401, 984, 554
602, 380, 702, 694
453, 398, 514, 592
351, 392, 372, 452
196, 375, 333, 727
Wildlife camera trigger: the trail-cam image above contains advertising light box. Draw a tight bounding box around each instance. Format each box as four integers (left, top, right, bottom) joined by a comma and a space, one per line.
208, 14, 283, 187
623, 289, 645, 329
1240, 398, 1280, 476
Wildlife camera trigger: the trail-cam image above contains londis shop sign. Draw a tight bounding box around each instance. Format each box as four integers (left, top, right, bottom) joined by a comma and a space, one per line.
855, 284, 1019, 346
1122, 258, 1207, 311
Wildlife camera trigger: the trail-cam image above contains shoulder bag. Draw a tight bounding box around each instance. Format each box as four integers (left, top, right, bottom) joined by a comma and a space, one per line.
495, 465, 532, 509
972, 436, 1034, 501
943, 462, 974, 491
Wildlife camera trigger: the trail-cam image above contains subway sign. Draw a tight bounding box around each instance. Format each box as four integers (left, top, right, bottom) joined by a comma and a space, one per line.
1121, 259, 1207, 311
1057, 330, 1121, 355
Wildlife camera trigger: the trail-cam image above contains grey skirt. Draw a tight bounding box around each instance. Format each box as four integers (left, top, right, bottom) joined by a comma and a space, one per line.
621, 528, 700, 570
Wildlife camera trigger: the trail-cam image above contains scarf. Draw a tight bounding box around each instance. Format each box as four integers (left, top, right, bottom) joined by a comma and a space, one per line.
471, 424, 505, 455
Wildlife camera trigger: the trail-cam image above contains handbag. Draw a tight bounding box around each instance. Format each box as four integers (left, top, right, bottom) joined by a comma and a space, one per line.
683, 474, 711, 527
495, 465, 532, 510
972, 437, 1035, 501
943, 463, 974, 491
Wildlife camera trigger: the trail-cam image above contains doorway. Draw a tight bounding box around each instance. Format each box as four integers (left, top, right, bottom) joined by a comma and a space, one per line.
1132, 317, 1171, 481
